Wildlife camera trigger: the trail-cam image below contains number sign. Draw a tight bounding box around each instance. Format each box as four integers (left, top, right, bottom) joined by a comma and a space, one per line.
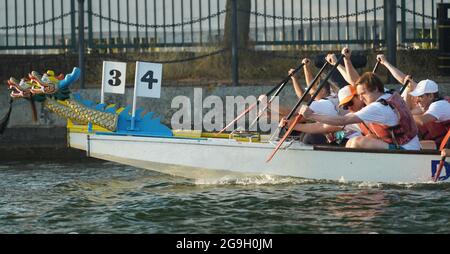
102, 61, 127, 94
134, 61, 162, 98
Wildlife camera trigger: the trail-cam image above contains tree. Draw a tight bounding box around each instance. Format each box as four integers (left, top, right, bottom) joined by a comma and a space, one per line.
223, 0, 251, 48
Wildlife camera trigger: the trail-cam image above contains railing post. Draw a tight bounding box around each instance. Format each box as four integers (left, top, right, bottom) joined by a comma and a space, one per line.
385, 0, 397, 82
78, 0, 86, 89
401, 0, 406, 45
231, 0, 239, 86
87, 0, 93, 49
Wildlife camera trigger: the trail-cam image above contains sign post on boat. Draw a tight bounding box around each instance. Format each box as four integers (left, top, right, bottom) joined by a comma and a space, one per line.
131, 61, 163, 130
101, 61, 127, 104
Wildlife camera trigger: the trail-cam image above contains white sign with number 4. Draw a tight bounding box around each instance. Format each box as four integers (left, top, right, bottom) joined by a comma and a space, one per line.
102, 61, 127, 95
134, 61, 163, 98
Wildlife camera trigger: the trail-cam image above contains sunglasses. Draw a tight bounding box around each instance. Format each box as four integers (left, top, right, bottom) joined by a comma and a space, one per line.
342, 100, 354, 110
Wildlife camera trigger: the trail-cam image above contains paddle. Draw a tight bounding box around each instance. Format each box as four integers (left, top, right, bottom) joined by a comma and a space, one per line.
266, 55, 344, 163
372, 59, 381, 73
217, 62, 305, 135
249, 63, 306, 129
434, 130, 450, 182
399, 79, 411, 95
0, 98, 13, 135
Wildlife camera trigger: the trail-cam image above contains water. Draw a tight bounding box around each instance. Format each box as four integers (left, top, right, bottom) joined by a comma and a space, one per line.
1, 160, 450, 234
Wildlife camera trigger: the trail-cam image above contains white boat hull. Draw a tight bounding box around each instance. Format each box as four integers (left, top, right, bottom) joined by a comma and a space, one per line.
68, 132, 450, 184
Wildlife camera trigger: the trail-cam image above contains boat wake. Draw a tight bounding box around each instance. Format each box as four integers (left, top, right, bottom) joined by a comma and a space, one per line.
194, 174, 341, 186
194, 174, 450, 189
194, 174, 314, 185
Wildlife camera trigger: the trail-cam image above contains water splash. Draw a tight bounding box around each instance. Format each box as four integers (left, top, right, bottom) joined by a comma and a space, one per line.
194, 174, 321, 186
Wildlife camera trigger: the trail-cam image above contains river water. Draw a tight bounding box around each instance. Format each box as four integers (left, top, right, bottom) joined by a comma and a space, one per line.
1, 160, 449, 234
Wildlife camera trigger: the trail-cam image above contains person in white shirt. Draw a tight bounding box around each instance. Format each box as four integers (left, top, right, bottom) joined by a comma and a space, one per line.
409, 79, 450, 149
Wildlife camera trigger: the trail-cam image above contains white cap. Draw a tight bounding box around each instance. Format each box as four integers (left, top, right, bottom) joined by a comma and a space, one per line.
409, 79, 439, 97
338, 85, 356, 106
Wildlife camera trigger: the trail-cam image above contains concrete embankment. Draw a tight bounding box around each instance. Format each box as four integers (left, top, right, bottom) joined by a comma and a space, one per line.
0, 126, 91, 161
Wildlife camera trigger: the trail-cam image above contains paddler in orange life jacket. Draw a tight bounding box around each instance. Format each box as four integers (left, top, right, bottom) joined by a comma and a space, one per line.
407, 79, 450, 150
298, 72, 422, 150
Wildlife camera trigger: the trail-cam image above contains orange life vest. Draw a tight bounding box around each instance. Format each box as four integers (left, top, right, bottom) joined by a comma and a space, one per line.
418, 97, 450, 147
358, 92, 418, 146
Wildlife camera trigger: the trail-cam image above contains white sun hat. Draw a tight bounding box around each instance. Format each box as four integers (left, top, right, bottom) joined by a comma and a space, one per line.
338, 85, 357, 106
409, 79, 439, 97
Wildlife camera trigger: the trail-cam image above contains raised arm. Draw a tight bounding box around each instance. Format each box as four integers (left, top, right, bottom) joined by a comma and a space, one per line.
402, 75, 419, 110
302, 58, 314, 87
342, 47, 361, 86
289, 67, 305, 99
377, 54, 418, 89
326, 53, 354, 86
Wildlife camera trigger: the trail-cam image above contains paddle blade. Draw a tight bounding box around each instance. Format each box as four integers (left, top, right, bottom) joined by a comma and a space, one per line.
249, 103, 270, 129
266, 114, 303, 163
0, 98, 13, 135
216, 102, 257, 135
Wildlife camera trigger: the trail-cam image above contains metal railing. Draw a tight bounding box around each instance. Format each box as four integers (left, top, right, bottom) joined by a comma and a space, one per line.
1, 0, 449, 52
400, 0, 440, 45
85, 0, 228, 49
0, 0, 77, 51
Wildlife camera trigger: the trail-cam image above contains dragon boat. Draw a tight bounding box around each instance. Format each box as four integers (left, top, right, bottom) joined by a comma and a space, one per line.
2, 67, 449, 184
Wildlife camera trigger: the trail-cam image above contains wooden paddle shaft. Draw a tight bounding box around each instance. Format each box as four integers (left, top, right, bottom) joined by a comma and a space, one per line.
218, 63, 305, 134
372, 60, 381, 73
265, 62, 305, 97
284, 62, 330, 120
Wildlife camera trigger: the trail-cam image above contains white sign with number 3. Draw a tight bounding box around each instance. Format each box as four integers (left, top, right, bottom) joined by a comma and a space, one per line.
134, 61, 163, 98
102, 61, 127, 95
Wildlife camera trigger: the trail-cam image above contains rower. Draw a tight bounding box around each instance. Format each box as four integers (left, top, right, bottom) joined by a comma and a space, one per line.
408, 79, 450, 150
298, 72, 421, 150
286, 58, 339, 145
